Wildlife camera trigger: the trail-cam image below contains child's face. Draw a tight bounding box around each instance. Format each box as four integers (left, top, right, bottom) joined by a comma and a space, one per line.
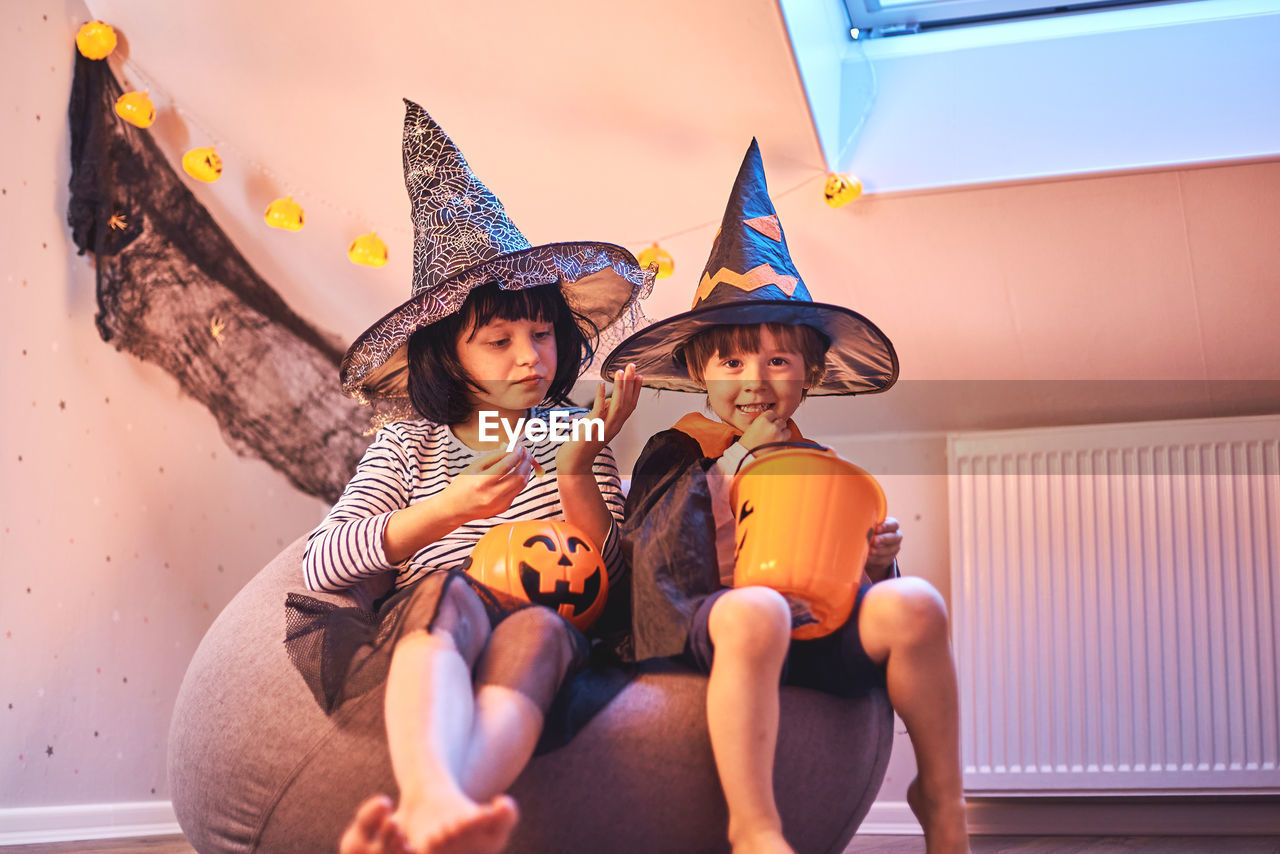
456, 316, 557, 416
701, 326, 808, 434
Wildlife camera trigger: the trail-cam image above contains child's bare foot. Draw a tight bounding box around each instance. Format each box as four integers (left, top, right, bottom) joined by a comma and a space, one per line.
340, 795, 411, 854
906, 777, 970, 854
399, 793, 519, 854
729, 827, 795, 854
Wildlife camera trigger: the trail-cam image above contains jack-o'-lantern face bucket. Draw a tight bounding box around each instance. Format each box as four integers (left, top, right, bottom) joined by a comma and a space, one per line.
729, 443, 886, 639
465, 520, 609, 632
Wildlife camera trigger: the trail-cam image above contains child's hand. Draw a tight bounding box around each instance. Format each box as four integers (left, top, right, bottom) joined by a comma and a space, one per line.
864, 516, 902, 581
739, 408, 791, 455
442, 447, 534, 520
557, 363, 642, 473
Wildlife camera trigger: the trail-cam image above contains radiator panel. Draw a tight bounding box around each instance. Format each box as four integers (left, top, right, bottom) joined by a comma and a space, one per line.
948, 416, 1280, 793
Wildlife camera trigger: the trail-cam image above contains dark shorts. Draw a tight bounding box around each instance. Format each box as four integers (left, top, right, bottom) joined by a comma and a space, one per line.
392, 569, 591, 665
684, 585, 886, 699
284, 569, 623, 754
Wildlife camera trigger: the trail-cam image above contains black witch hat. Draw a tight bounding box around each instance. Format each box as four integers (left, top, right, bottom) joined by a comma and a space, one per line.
602, 139, 896, 395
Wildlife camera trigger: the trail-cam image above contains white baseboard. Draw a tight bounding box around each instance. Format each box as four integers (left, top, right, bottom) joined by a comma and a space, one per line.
3, 796, 1276, 846
962, 798, 1280, 836
858, 800, 923, 835
855, 797, 1280, 839
0, 801, 181, 846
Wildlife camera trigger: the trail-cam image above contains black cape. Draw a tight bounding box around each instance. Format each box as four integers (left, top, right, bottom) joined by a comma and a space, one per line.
621, 427, 723, 661
621, 413, 822, 661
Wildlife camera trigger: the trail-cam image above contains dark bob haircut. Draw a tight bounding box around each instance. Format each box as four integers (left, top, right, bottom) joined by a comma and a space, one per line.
406, 282, 596, 425
680, 322, 830, 396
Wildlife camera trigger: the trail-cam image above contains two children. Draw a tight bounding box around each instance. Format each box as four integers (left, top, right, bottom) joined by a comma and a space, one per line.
306, 106, 968, 853
605, 140, 970, 854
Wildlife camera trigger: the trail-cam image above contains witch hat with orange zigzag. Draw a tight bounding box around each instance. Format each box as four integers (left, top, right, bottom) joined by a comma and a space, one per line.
602, 139, 896, 395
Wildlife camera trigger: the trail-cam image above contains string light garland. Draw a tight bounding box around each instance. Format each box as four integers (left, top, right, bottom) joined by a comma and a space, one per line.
824, 173, 862, 207
75, 21, 117, 60
181, 146, 223, 183
113, 90, 155, 128
89, 25, 874, 282
630, 38, 880, 265
347, 232, 389, 267
820, 37, 878, 210
626, 171, 827, 276
111, 51, 401, 253
637, 243, 675, 279
264, 196, 305, 231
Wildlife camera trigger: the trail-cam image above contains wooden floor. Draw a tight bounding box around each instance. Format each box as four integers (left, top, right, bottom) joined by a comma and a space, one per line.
4, 835, 1279, 853
1, 841, 194, 854
851, 836, 1280, 852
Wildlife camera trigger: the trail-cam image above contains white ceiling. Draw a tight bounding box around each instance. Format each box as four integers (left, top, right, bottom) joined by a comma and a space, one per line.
78, 0, 1280, 434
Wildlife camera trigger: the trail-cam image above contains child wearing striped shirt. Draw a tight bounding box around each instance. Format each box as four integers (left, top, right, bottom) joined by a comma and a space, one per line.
292, 281, 641, 854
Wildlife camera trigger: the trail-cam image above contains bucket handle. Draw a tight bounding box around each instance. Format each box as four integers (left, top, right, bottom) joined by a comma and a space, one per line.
733, 440, 832, 476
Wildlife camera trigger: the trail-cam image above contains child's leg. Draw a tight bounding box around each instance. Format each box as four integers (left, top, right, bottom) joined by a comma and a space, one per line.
856, 577, 969, 854
345, 574, 518, 854
458, 686, 543, 800
703, 587, 796, 854
459, 606, 580, 800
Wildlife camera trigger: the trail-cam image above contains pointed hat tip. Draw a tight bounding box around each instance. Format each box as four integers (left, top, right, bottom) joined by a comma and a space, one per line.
736, 137, 767, 182
739, 138, 765, 171
402, 99, 441, 135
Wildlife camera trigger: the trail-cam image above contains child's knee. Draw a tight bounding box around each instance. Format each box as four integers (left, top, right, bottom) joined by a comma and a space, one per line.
864, 577, 949, 644
707, 586, 792, 659
477, 606, 579, 711
493, 606, 575, 669
425, 575, 491, 665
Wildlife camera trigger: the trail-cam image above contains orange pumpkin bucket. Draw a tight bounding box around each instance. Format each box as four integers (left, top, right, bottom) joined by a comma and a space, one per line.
465, 520, 609, 631
729, 442, 886, 639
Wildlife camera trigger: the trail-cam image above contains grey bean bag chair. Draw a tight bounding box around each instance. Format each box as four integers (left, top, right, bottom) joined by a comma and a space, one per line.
169, 536, 893, 853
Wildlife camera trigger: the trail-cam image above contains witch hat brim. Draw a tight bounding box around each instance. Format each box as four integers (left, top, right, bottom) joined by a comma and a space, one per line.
342, 241, 652, 399
601, 298, 897, 395
601, 140, 897, 395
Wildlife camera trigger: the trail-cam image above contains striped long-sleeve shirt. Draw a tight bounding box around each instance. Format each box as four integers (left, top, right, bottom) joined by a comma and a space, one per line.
303, 408, 626, 594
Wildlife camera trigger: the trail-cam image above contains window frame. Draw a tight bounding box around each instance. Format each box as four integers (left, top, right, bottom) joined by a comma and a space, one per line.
843, 0, 1199, 36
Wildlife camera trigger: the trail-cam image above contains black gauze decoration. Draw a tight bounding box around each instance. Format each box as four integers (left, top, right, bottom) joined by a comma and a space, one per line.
67, 53, 370, 503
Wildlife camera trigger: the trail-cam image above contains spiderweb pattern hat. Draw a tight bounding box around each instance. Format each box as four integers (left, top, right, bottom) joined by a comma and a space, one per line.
341, 100, 653, 402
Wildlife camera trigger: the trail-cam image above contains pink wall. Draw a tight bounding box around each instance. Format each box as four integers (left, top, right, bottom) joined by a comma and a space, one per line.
3, 0, 1277, 832
1, 3, 328, 812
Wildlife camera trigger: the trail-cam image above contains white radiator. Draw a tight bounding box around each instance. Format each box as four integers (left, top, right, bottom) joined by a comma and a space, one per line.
948, 415, 1280, 794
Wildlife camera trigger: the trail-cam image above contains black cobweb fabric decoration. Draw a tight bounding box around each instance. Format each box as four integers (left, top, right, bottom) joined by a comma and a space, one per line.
67, 53, 371, 503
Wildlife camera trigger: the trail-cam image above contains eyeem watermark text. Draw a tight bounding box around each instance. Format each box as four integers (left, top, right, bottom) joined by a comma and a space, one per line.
478, 411, 605, 452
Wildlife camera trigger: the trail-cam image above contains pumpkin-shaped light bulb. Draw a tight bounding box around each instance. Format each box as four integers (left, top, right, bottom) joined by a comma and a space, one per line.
465, 520, 609, 632
114, 91, 156, 129
637, 243, 674, 279
823, 173, 863, 208
264, 196, 305, 231
181, 146, 223, 183
76, 21, 118, 59
348, 232, 389, 267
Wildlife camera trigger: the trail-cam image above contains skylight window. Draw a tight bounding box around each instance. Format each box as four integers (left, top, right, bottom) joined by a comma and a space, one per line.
778, 0, 1280, 190
843, 0, 1198, 36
